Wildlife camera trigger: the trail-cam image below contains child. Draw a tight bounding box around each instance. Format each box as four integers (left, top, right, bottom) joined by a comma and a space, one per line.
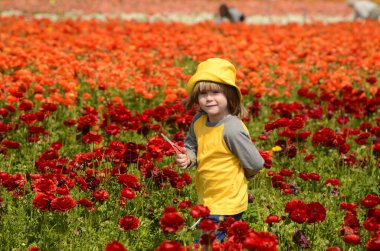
176, 58, 264, 242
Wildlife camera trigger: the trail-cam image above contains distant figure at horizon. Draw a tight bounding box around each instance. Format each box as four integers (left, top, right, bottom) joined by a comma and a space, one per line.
215, 3, 245, 23
347, 0, 380, 20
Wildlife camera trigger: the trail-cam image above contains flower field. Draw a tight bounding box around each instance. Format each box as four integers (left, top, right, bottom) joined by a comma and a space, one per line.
0, 11, 380, 251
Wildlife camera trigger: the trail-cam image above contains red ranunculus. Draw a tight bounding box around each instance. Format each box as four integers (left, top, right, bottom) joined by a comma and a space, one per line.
120, 187, 136, 200
361, 194, 380, 208
227, 221, 251, 243
178, 200, 192, 210
265, 215, 281, 224
92, 189, 109, 202
118, 215, 139, 231
32, 178, 56, 194
83, 131, 103, 144
285, 199, 306, 213
104, 240, 127, 251
363, 217, 379, 232
325, 178, 340, 188
27, 247, 42, 251
306, 202, 326, 223
33, 193, 55, 211
243, 231, 278, 251
104, 124, 121, 135
50, 195, 76, 212
343, 234, 361, 245
289, 209, 308, 224
199, 219, 217, 232
326, 247, 341, 251
159, 211, 184, 233
156, 240, 184, 251
117, 173, 139, 190
366, 236, 380, 251
190, 204, 210, 219
77, 198, 95, 211
1, 140, 20, 149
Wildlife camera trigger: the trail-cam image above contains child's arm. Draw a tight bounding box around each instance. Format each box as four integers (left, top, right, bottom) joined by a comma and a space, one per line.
224, 119, 265, 180
176, 114, 199, 169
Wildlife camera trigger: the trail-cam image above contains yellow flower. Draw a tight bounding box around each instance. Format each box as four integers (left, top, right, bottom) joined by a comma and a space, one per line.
272, 146, 282, 152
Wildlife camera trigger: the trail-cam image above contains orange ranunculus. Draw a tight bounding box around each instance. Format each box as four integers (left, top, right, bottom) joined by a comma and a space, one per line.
34, 94, 44, 101
112, 96, 123, 105
82, 93, 91, 99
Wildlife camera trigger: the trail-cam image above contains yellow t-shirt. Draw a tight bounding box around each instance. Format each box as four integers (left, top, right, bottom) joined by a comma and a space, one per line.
185, 113, 264, 215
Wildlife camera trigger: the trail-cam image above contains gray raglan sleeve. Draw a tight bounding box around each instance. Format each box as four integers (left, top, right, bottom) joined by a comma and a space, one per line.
224, 118, 264, 180
184, 113, 202, 169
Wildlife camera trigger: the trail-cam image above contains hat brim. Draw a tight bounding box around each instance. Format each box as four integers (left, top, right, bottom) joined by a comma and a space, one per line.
187, 72, 242, 99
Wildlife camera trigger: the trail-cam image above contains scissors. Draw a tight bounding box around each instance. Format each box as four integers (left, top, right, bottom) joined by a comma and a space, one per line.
160, 133, 185, 154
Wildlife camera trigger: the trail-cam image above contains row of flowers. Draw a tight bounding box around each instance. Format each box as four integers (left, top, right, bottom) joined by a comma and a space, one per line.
0, 16, 380, 250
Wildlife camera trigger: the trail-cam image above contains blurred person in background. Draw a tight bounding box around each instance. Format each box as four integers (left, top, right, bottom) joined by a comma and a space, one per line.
215, 3, 245, 23
347, 0, 380, 20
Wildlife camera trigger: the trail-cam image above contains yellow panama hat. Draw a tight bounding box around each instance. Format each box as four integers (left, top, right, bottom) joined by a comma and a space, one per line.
187, 58, 242, 99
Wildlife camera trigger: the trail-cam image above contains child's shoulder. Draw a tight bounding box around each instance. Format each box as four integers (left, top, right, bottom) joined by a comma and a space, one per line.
223, 116, 247, 134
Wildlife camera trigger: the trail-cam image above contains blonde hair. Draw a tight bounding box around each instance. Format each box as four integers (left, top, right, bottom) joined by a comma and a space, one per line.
185, 81, 247, 118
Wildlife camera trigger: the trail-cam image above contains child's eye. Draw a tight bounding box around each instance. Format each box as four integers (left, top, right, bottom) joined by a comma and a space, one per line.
212, 91, 220, 94
200, 91, 207, 95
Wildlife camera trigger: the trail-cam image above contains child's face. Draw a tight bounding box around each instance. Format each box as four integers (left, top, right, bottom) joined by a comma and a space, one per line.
198, 90, 229, 123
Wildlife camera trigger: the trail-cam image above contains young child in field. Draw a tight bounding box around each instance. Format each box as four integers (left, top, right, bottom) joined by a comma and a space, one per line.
176, 58, 264, 242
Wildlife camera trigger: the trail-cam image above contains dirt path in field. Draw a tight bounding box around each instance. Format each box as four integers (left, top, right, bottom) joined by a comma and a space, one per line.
0, 0, 356, 23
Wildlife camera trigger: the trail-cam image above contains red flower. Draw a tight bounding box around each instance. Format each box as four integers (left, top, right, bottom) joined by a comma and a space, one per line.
199, 219, 217, 232
190, 204, 210, 219
285, 200, 306, 213
63, 118, 76, 126
343, 234, 361, 245
117, 174, 139, 190
366, 236, 380, 251
344, 211, 360, 229
104, 124, 121, 136
92, 189, 109, 202
325, 178, 340, 188
159, 211, 184, 233
1, 140, 20, 149
178, 200, 192, 210
19, 113, 37, 125
307, 172, 320, 181
326, 247, 341, 251
363, 217, 379, 232
289, 209, 308, 224
32, 178, 56, 194
298, 172, 309, 181
242, 231, 278, 251
118, 215, 139, 231
77, 198, 95, 211
27, 247, 42, 251
41, 102, 58, 113
304, 154, 314, 162
156, 240, 184, 251
32, 193, 54, 211
340, 202, 358, 213
265, 215, 281, 224
50, 196, 76, 212
306, 202, 326, 223
104, 241, 127, 251
227, 221, 251, 243
163, 206, 177, 214
361, 194, 380, 208
83, 132, 103, 144
120, 187, 136, 200
366, 76, 377, 85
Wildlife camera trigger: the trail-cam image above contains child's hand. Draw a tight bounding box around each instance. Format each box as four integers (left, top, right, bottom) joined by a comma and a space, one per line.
176, 150, 190, 170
